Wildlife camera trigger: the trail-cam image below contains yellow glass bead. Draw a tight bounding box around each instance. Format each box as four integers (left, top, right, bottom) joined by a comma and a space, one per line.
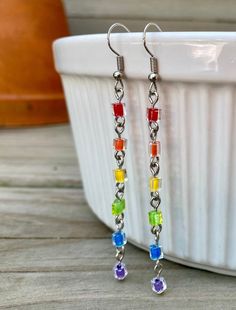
149, 177, 161, 192
114, 169, 127, 183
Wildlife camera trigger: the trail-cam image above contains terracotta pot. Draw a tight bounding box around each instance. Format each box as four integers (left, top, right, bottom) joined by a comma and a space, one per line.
0, 0, 69, 127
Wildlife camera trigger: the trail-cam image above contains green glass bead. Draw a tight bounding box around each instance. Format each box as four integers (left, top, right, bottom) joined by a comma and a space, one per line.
148, 210, 163, 226
112, 198, 125, 215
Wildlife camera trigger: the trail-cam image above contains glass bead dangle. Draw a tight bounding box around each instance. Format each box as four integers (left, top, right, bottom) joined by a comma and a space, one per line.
151, 276, 167, 294
113, 262, 128, 280
144, 22, 167, 294
107, 23, 130, 282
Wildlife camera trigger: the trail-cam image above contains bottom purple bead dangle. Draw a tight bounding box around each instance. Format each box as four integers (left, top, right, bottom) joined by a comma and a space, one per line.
113, 262, 128, 281
151, 276, 167, 294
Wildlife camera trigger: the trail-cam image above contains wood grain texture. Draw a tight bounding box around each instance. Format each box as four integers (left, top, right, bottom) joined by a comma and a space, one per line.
0, 238, 235, 309
0, 125, 235, 309
0, 188, 109, 238
63, 0, 236, 21
0, 126, 81, 187
0, 264, 235, 309
67, 18, 236, 35
63, 0, 236, 34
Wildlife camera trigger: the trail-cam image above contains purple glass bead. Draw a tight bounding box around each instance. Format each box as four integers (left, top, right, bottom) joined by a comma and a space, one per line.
113, 262, 128, 281
151, 276, 167, 294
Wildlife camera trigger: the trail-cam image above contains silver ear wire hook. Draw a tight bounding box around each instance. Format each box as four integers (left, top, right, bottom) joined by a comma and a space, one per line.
107, 23, 130, 73
143, 23, 162, 105
107, 23, 130, 57
143, 22, 162, 58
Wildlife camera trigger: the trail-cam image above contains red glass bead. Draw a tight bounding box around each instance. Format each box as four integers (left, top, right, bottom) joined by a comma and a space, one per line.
112, 103, 124, 117
147, 108, 160, 122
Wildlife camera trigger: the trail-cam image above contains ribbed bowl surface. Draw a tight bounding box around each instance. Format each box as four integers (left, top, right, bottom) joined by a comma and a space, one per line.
54, 33, 236, 275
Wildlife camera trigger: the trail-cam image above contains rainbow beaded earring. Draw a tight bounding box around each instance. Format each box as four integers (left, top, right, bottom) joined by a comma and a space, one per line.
107, 23, 130, 281
143, 23, 167, 294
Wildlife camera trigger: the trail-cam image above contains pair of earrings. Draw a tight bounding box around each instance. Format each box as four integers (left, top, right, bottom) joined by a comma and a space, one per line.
108, 23, 166, 295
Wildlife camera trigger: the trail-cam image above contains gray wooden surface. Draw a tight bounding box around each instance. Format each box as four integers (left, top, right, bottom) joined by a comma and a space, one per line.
63, 0, 236, 34
0, 125, 235, 309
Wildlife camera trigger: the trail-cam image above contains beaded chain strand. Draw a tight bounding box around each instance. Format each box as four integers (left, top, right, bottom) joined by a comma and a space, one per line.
144, 24, 167, 294
107, 24, 130, 280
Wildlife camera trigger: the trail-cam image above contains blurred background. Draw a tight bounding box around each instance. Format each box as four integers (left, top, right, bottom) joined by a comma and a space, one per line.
63, 0, 236, 34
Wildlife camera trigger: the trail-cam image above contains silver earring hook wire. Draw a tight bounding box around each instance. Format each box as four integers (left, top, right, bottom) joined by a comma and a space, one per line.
143, 22, 162, 57
107, 23, 130, 57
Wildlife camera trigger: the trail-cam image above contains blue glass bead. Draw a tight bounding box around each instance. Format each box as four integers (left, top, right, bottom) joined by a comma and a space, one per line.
149, 244, 163, 261
113, 262, 128, 280
112, 231, 127, 247
151, 276, 167, 294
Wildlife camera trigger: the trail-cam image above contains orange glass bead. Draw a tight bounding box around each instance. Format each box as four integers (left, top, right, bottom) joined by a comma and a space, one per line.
150, 141, 160, 157
113, 138, 127, 151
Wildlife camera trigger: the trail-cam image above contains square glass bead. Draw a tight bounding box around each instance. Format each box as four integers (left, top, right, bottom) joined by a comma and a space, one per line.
112, 103, 125, 117
113, 262, 128, 280
112, 198, 125, 216
151, 276, 167, 294
114, 169, 127, 183
113, 138, 127, 151
112, 231, 127, 247
147, 108, 161, 122
148, 210, 163, 226
149, 141, 161, 157
149, 177, 162, 192
149, 244, 164, 260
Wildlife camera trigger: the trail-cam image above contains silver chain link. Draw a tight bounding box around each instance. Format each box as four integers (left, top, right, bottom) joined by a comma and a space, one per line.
148, 81, 159, 106
116, 246, 125, 262
115, 116, 125, 137
114, 79, 124, 102
149, 121, 159, 141
150, 191, 161, 209
115, 212, 124, 231
154, 260, 163, 277
115, 182, 125, 200
150, 156, 160, 177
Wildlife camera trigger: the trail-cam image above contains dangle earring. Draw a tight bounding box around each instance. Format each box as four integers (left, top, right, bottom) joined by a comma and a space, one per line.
143, 23, 167, 294
107, 23, 130, 281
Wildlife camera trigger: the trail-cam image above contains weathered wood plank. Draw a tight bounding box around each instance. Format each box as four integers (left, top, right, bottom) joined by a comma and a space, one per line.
0, 237, 235, 308
63, 0, 236, 22
67, 18, 236, 36
63, 0, 236, 34
0, 236, 235, 309
7, 299, 236, 310
0, 126, 81, 188
0, 159, 81, 188
0, 188, 109, 238
0, 267, 235, 309
0, 239, 177, 272
5, 300, 236, 310
0, 126, 72, 147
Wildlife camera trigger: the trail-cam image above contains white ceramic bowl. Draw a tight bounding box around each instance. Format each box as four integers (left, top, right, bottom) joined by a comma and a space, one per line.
53, 32, 236, 276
